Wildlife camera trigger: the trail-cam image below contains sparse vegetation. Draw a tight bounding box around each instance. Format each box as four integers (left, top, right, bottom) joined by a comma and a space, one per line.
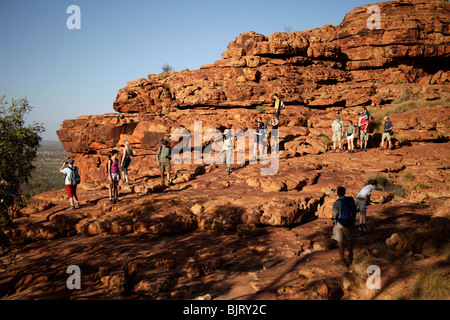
366, 174, 408, 197
255, 106, 266, 114
354, 243, 395, 265
401, 171, 415, 181
368, 97, 450, 133
161, 63, 174, 73
284, 24, 294, 33
396, 133, 406, 145
416, 182, 428, 190
412, 267, 450, 300
318, 134, 332, 147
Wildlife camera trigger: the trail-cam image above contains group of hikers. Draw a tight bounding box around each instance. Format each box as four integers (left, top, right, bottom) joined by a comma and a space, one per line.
59, 94, 392, 269
331, 105, 395, 153
59, 140, 134, 209
59, 137, 174, 210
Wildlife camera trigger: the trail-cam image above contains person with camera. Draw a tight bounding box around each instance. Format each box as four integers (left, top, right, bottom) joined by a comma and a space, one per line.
60, 157, 80, 210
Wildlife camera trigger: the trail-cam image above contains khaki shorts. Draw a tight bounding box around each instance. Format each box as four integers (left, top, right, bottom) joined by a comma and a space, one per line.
332, 132, 342, 142
332, 222, 351, 242
356, 197, 367, 212
159, 161, 171, 173
360, 131, 369, 141
382, 132, 391, 140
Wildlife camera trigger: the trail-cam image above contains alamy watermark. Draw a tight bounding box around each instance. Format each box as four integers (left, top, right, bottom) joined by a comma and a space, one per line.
366, 5, 381, 30
66, 5, 81, 30
66, 265, 81, 289
366, 265, 381, 290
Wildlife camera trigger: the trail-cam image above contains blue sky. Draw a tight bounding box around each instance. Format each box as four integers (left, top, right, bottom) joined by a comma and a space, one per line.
0, 0, 377, 140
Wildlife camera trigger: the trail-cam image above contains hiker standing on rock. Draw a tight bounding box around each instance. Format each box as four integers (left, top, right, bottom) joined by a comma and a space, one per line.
357, 111, 364, 149
380, 116, 394, 150
121, 140, 133, 185
60, 158, 81, 210
359, 114, 370, 151
222, 129, 234, 175
254, 116, 267, 161
156, 139, 172, 186
355, 180, 378, 231
346, 120, 356, 153
331, 187, 356, 268
107, 150, 121, 203
331, 115, 344, 152
273, 93, 285, 119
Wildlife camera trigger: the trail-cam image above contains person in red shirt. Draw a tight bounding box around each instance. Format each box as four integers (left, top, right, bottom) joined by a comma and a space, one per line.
359, 115, 370, 151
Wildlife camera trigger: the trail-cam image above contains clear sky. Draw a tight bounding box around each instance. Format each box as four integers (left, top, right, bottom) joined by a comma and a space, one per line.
0, 0, 378, 140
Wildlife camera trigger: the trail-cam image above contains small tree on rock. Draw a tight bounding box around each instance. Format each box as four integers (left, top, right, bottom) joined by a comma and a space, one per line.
161, 63, 174, 73
0, 96, 44, 253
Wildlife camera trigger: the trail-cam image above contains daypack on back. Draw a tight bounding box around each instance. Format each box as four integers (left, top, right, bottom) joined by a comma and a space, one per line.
69, 167, 81, 185
337, 197, 356, 227
279, 100, 285, 111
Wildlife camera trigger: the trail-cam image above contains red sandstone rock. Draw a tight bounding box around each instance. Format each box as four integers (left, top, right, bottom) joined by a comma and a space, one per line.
110, 0, 448, 114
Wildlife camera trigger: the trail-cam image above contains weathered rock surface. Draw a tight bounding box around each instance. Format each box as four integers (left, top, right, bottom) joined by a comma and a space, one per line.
3, 0, 450, 301
112, 0, 449, 113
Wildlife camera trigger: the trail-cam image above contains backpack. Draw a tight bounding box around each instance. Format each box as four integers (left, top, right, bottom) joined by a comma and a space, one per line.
69, 167, 81, 185
279, 100, 285, 111
337, 197, 356, 227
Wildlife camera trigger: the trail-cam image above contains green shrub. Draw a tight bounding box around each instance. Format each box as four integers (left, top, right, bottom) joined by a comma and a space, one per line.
416, 182, 428, 190
255, 106, 266, 114
318, 134, 332, 147
401, 171, 415, 181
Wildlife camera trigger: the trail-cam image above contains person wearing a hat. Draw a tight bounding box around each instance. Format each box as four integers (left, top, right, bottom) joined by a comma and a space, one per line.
359, 114, 370, 151
60, 157, 81, 210
380, 116, 394, 150
331, 114, 345, 153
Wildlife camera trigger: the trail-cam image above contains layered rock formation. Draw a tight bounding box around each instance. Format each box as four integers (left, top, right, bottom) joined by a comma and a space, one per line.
57, 0, 449, 184
113, 0, 449, 113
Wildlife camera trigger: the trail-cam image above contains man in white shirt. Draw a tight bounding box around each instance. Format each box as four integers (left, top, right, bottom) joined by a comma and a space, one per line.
60, 158, 80, 210
355, 180, 378, 231
331, 115, 344, 153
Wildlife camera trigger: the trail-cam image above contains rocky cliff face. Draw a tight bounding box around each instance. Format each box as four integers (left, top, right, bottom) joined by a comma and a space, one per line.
57, 0, 449, 183
112, 0, 449, 112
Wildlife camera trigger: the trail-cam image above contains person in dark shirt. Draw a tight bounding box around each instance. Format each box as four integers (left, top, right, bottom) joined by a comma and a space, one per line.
331, 187, 354, 268
380, 116, 394, 150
